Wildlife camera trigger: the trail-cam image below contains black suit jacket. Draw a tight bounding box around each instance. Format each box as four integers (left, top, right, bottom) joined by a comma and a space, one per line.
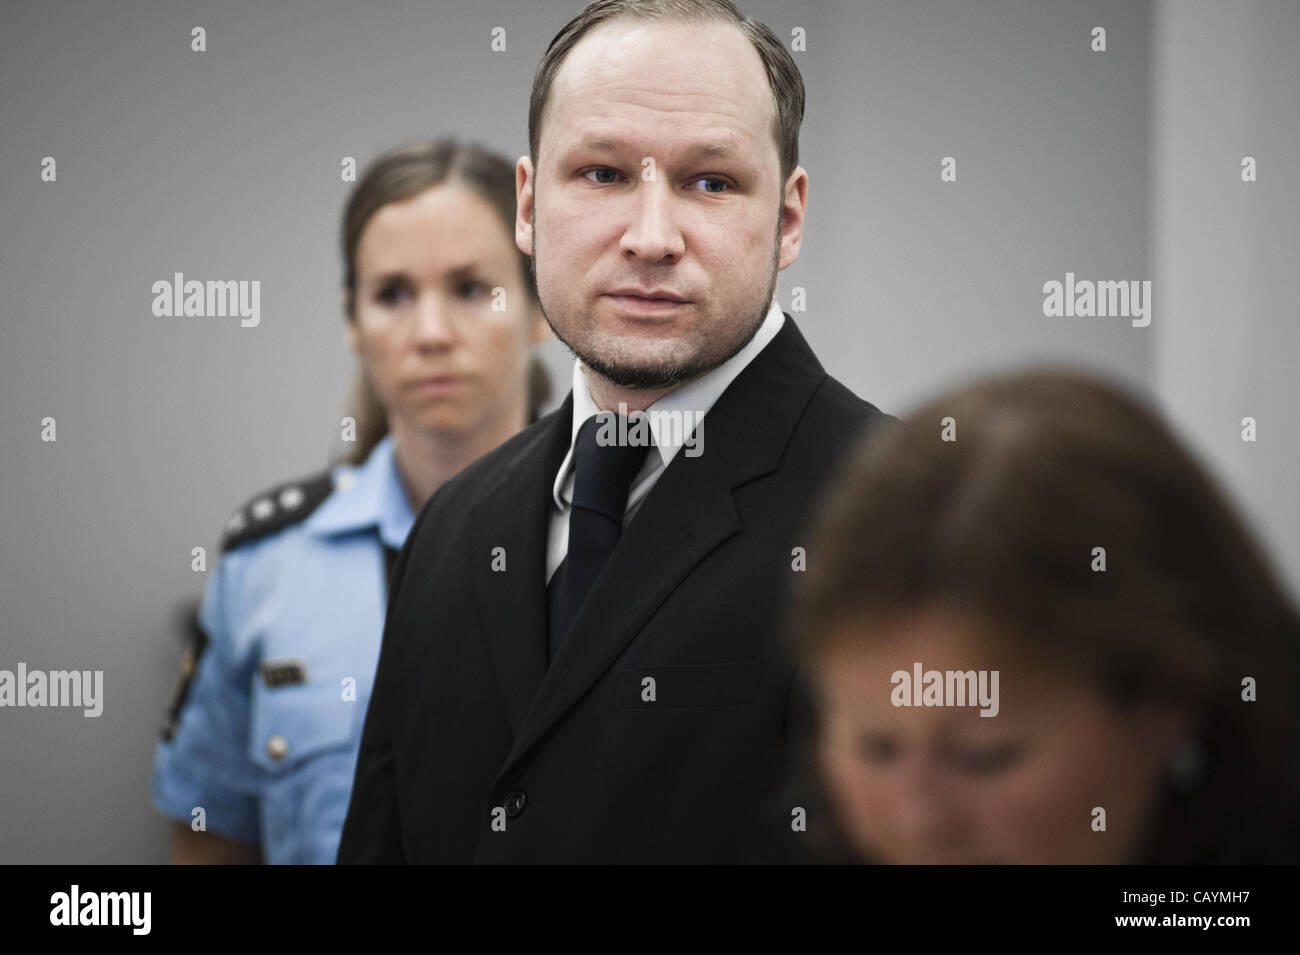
338, 314, 889, 863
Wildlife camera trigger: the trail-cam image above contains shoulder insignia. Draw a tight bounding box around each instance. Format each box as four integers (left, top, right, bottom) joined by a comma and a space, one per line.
220, 468, 335, 553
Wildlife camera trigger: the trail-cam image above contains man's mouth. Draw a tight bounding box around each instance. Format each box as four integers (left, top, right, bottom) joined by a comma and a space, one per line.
604, 288, 692, 316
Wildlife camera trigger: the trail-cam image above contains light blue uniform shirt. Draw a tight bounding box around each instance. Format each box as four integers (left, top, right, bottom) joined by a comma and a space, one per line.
151, 435, 415, 863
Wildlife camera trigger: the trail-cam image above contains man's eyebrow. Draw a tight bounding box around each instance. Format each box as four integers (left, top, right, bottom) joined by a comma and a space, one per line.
690, 142, 739, 157
577, 139, 621, 153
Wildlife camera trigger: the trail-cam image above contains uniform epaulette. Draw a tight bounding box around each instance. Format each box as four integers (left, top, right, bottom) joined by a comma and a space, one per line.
220, 468, 336, 552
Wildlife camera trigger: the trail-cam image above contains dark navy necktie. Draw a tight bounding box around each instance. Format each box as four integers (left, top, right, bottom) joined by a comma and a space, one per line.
547, 413, 651, 661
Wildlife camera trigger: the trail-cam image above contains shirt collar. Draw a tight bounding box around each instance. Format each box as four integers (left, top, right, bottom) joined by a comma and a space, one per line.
307, 433, 415, 549
552, 299, 786, 510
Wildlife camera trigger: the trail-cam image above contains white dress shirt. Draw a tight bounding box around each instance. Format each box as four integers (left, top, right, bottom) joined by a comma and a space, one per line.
546, 299, 786, 583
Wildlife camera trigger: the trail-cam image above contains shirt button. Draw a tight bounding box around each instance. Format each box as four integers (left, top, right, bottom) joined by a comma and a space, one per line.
266, 734, 289, 762
505, 790, 527, 819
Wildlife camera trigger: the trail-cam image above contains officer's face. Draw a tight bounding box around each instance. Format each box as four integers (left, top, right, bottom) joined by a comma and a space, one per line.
516, 19, 807, 392
812, 607, 1190, 864
347, 183, 548, 437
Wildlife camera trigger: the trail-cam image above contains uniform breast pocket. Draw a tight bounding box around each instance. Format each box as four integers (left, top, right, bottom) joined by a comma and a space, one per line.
612, 659, 764, 710
248, 680, 360, 863
248, 681, 356, 773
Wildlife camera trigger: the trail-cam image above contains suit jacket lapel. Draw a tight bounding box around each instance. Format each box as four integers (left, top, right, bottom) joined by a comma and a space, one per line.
494, 315, 829, 784
470, 392, 574, 735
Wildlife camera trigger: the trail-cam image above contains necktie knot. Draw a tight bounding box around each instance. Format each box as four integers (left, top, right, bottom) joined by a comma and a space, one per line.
571, 412, 652, 523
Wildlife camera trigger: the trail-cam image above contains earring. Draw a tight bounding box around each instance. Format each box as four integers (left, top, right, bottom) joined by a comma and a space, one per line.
1166, 736, 1206, 792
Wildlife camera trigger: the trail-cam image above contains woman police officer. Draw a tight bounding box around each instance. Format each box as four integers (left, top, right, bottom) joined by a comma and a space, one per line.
150, 140, 551, 863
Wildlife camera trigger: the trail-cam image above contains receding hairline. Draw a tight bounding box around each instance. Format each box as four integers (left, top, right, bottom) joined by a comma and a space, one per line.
534, 13, 781, 171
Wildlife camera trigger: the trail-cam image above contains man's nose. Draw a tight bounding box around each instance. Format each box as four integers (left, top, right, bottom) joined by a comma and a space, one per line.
620, 180, 685, 263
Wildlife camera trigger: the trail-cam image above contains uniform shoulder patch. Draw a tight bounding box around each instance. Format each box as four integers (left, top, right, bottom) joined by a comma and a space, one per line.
220, 468, 335, 553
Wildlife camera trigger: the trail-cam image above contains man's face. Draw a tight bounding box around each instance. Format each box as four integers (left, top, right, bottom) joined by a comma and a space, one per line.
517, 19, 806, 391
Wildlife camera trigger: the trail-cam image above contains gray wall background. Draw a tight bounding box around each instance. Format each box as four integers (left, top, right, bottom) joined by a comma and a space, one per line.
0, 0, 1292, 863
1152, 0, 1300, 593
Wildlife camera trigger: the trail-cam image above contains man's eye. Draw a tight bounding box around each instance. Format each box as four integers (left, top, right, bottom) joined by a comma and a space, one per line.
944, 741, 1026, 776
689, 177, 731, 194
457, 280, 490, 300
582, 167, 623, 185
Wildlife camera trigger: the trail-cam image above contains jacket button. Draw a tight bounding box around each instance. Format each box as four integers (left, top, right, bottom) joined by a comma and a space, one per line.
266, 734, 289, 762
505, 790, 527, 819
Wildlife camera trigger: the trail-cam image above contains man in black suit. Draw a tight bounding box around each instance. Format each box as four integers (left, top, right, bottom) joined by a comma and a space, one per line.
338, 0, 889, 863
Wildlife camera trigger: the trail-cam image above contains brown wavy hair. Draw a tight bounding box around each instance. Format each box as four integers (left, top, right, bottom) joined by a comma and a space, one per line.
788, 367, 1300, 864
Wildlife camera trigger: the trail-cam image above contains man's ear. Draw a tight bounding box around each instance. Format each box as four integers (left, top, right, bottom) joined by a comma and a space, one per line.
778, 165, 809, 271
516, 156, 535, 258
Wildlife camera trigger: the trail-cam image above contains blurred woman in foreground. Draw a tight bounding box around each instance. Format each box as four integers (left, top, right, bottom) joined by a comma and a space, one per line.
789, 368, 1300, 864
